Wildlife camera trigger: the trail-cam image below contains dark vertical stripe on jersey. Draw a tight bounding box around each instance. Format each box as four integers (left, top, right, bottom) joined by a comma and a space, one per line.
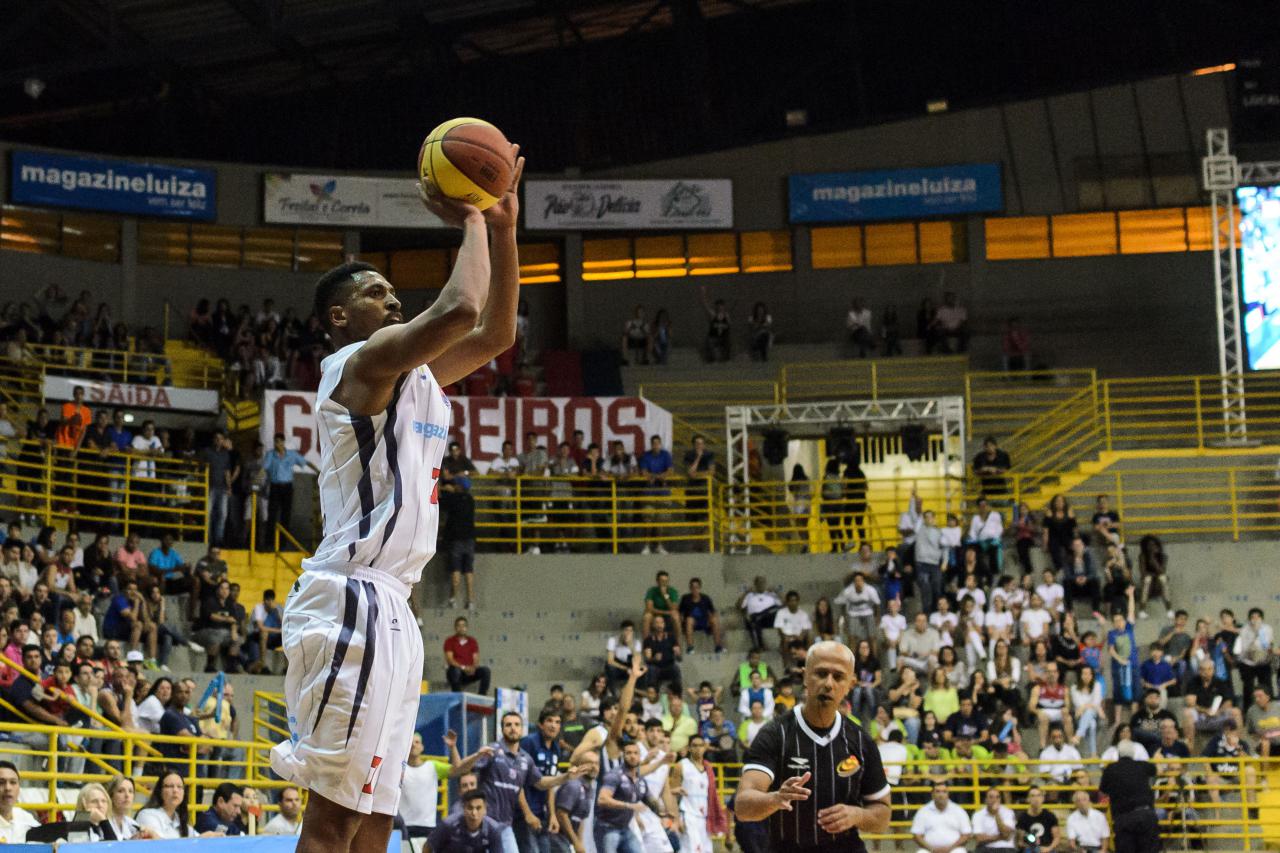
311, 579, 361, 732
346, 580, 380, 743
350, 415, 379, 559
372, 376, 406, 568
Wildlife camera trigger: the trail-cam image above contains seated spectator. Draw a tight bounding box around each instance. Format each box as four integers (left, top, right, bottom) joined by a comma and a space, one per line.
1015, 786, 1061, 853
911, 779, 971, 853
966, 497, 1004, 578
1065, 790, 1109, 853
642, 615, 682, 693
880, 597, 908, 670
113, 533, 147, 588
972, 787, 1017, 851
195, 580, 241, 672
945, 695, 990, 746
262, 785, 302, 836
604, 621, 641, 693
661, 691, 698, 752
1139, 644, 1177, 706
147, 532, 189, 591
642, 571, 682, 647
1020, 593, 1054, 646
157, 680, 202, 762
1030, 662, 1073, 744
195, 782, 244, 836
934, 290, 969, 353
735, 648, 774, 694
700, 287, 732, 362
444, 617, 491, 695
1181, 658, 1242, 743
700, 705, 738, 762
678, 577, 724, 653
737, 576, 782, 651
1247, 688, 1280, 757
0, 761, 38, 842
104, 775, 149, 840
845, 298, 874, 358
773, 590, 813, 650
134, 677, 171, 735
102, 580, 156, 664
899, 613, 942, 676
1202, 721, 1256, 807
1001, 316, 1031, 371
245, 589, 281, 674
6, 645, 66, 726
1062, 538, 1103, 617
135, 769, 201, 839
192, 546, 228, 616
620, 305, 651, 366
739, 700, 770, 748
971, 438, 1011, 501
737, 671, 775, 719
1038, 725, 1083, 786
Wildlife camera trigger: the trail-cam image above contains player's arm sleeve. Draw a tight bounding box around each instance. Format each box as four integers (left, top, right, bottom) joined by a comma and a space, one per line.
741, 721, 782, 782
857, 733, 892, 803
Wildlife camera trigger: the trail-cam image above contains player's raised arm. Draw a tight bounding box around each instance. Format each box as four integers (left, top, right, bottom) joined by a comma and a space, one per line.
427, 149, 525, 387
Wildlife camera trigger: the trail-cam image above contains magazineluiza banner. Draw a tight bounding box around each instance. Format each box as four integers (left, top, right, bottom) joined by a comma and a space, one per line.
263, 391, 673, 468
262, 173, 446, 228
788, 162, 1004, 223
523, 179, 733, 230
10, 150, 216, 220
43, 376, 220, 414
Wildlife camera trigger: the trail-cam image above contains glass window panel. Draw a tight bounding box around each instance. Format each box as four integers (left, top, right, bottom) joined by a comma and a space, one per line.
984, 216, 1049, 260
864, 222, 917, 266
519, 242, 561, 284
740, 230, 792, 273
390, 249, 449, 290
242, 227, 295, 270
583, 237, 634, 281
687, 233, 740, 275
137, 221, 190, 265
810, 226, 862, 269
1118, 208, 1188, 254
189, 224, 242, 268
358, 252, 389, 274
0, 207, 60, 255
1051, 212, 1118, 257
295, 230, 344, 272
1185, 205, 1218, 252
60, 213, 120, 262
918, 220, 962, 264
634, 235, 687, 279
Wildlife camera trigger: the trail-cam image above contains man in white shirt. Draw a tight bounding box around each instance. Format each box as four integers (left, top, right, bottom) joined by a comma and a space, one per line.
1035, 569, 1065, 614
898, 492, 922, 557
0, 762, 38, 843
934, 291, 969, 353
878, 729, 909, 787
772, 590, 813, 650
846, 298, 874, 357
880, 597, 908, 670
1065, 790, 1110, 852
130, 419, 164, 479
911, 779, 972, 853
967, 497, 1004, 578
397, 734, 451, 842
737, 576, 782, 651
73, 593, 99, 642
834, 572, 881, 645
1039, 726, 1084, 784
899, 613, 942, 676
972, 787, 1017, 852
929, 597, 959, 637
1020, 594, 1054, 644
262, 785, 304, 836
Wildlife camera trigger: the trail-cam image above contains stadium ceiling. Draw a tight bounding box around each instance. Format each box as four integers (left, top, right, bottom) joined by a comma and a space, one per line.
0, 0, 1274, 172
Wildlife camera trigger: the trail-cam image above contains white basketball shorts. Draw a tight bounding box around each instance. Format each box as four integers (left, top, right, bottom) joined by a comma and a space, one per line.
270, 567, 424, 816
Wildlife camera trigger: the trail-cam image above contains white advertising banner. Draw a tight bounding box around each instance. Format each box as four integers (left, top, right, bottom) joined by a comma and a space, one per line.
523, 179, 734, 230
43, 375, 220, 414
262, 391, 674, 468
262, 172, 446, 229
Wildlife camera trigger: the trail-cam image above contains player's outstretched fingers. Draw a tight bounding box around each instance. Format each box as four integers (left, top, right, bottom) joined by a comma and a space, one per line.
776, 771, 812, 811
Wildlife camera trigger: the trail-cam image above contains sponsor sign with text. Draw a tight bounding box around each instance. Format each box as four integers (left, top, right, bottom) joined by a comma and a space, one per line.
523, 179, 733, 230
262, 173, 446, 228
43, 376, 221, 414
263, 391, 672, 467
788, 163, 1004, 223
11, 150, 216, 220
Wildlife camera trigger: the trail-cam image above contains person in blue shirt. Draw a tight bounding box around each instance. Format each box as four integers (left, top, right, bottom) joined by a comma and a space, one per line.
428, 791, 504, 853
636, 435, 673, 555
147, 533, 191, 595
1107, 586, 1140, 725
1139, 644, 1177, 701
518, 706, 563, 853
263, 433, 312, 543
194, 782, 244, 836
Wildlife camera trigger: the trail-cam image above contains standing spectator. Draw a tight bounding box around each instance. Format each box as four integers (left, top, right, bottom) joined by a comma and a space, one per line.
679, 577, 725, 654
966, 497, 1004, 578
1137, 535, 1171, 619
737, 576, 782, 651
910, 780, 972, 853
650, 308, 672, 365
1107, 589, 1139, 724
202, 431, 238, 548
637, 435, 673, 555
683, 435, 714, 539
748, 302, 774, 361
621, 305, 651, 365
444, 616, 491, 695
129, 420, 164, 533
441, 467, 478, 610
881, 304, 903, 356
397, 734, 450, 843
546, 441, 578, 553
262, 433, 310, 539
934, 291, 969, 353
914, 510, 945, 614
700, 287, 732, 362
971, 439, 1011, 501
1002, 316, 1032, 371
845, 298, 874, 358
834, 572, 880, 647
1041, 496, 1077, 570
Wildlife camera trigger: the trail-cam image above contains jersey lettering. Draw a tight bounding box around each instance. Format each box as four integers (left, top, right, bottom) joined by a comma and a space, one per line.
430, 467, 441, 504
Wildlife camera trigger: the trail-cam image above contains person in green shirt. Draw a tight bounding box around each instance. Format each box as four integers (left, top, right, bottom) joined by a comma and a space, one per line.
735, 649, 774, 693
642, 570, 683, 646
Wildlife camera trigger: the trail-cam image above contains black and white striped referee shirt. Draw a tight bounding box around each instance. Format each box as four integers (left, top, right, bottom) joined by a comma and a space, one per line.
742, 705, 891, 852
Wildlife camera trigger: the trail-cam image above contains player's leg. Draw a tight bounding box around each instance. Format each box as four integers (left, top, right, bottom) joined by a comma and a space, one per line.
296, 792, 365, 853
348, 811, 394, 853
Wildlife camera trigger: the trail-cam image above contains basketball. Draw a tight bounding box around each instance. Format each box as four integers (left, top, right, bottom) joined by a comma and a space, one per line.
417, 117, 515, 211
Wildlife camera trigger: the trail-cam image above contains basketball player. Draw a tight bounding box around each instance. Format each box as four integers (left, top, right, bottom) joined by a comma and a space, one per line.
734, 641, 892, 853
270, 147, 526, 853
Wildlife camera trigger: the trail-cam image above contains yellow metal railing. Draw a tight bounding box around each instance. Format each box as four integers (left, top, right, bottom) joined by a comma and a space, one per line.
0, 436, 209, 537
711, 756, 1276, 846
965, 369, 1098, 440
9, 340, 226, 392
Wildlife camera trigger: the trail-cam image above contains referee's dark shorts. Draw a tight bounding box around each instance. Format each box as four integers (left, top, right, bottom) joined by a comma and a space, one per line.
1098, 745, 1161, 853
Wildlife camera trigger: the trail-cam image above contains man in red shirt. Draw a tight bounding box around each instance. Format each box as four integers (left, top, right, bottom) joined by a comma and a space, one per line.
444, 617, 491, 695
40, 661, 74, 721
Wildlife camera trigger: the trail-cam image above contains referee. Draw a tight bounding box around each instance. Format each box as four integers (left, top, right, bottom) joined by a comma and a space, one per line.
1098, 740, 1161, 853
734, 641, 891, 852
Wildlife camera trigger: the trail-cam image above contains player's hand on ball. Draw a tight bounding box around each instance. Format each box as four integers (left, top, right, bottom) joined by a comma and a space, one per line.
773, 772, 811, 812
418, 179, 482, 228
482, 146, 524, 230
817, 804, 863, 835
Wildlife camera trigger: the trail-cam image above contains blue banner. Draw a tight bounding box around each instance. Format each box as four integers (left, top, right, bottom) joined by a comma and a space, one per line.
788, 163, 1003, 223
10, 150, 216, 220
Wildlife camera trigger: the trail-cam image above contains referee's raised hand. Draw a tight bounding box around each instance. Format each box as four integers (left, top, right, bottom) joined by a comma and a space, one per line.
774, 771, 812, 811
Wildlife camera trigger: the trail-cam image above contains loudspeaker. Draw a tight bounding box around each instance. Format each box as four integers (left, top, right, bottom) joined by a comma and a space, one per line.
901, 424, 928, 461
828, 427, 857, 466
762, 429, 789, 465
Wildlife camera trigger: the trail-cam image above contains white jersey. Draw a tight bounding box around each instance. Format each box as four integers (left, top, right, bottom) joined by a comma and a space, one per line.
677, 758, 712, 853
304, 341, 452, 586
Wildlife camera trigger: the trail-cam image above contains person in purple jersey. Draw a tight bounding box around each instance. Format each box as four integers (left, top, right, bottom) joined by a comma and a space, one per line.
427, 791, 504, 853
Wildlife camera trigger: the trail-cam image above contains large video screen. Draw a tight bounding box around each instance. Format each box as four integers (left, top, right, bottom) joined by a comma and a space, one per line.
1240, 185, 1280, 369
